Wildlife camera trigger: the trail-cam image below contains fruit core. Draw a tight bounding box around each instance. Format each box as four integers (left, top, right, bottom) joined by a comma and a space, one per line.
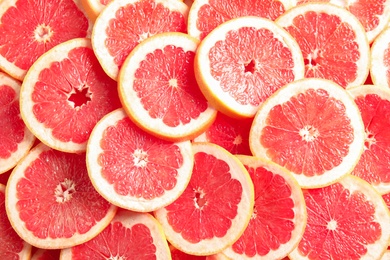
34, 24, 53, 43
68, 86, 92, 108
304, 49, 320, 67
244, 60, 257, 74
194, 188, 206, 208
299, 125, 319, 142
364, 131, 376, 150
169, 78, 179, 88
133, 149, 148, 167
55, 178, 76, 203
327, 219, 338, 231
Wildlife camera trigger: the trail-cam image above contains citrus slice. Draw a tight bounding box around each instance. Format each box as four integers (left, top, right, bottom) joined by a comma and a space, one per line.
169, 244, 227, 259
348, 85, 390, 194
0, 183, 32, 259
289, 174, 390, 260
187, 0, 294, 40
222, 155, 306, 260
154, 142, 254, 256
5, 143, 117, 249
292, 0, 390, 43
249, 78, 365, 188
371, 27, 390, 89
31, 249, 60, 260
60, 209, 171, 259
276, 2, 370, 89
193, 112, 253, 155
0, 72, 35, 174
118, 32, 217, 141
20, 37, 122, 153
87, 108, 194, 212
195, 16, 305, 118
91, 0, 189, 80
81, 0, 111, 22
0, 0, 92, 80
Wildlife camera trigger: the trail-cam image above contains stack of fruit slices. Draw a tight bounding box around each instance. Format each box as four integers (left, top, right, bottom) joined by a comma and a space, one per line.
1, 0, 390, 259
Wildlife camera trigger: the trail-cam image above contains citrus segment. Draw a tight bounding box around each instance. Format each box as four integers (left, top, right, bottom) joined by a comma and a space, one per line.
20, 38, 121, 153
5, 143, 117, 249
60, 209, 171, 259
92, 0, 189, 80
348, 85, 390, 194
249, 78, 365, 188
195, 16, 305, 118
119, 32, 217, 141
276, 2, 370, 89
0, 72, 35, 174
187, 0, 293, 40
371, 27, 390, 89
223, 155, 306, 260
154, 142, 254, 255
289, 175, 390, 260
87, 108, 194, 212
0, 0, 92, 80
0, 184, 32, 260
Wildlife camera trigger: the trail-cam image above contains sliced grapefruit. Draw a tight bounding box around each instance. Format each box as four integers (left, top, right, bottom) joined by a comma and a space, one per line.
118, 32, 217, 141
87, 108, 194, 212
348, 84, 390, 194
223, 155, 306, 260
371, 27, 390, 89
249, 78, 365, 188
154, 142, 254, 256
0, 72, 35, 174
187, 0, 293, 40
20, 37, 122, 153
289, 175, 390, 260
195, 16, 305, 118
91, 0, 189, 80
5, 143, 117, 249
0, 0, 92, 80
276, 2, 370, 89
0, 183, 32, 260
60, 209, 171, 259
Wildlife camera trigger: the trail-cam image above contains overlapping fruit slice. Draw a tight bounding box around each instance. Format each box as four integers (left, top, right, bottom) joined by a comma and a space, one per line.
250, 78, 365, 188
87, 108, 194, 212
371, 27, 390, 89
6, 143, 117, 249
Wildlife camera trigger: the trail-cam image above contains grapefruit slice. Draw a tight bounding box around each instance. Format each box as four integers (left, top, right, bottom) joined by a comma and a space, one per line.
195, 16, 305, 118
87, 108, 194, 212
0, 0, 92, 80
193, 112, 253, 155
118, 32, 217, 141
223, 155, 306, 260
348, 85, 390, 194
60, 209, 171, 259
154, 142, 254, 256
292, 0, 390, 43
91, 0, 189, 80
249, 78, 365, 188
0, 183, 32, 260
187, 0, 293, 40
371, 27, 390, 89
289, 174, 390, 260
0, 72, 35, 174
20, 37, 122, 153
5, 143, 117, 249
276, 2, 370, 89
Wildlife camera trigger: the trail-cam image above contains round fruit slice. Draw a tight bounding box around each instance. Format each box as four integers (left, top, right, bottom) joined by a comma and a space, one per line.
371, 27, 390, 89
0, 0, 92, 81
60, 209, 171, 259
249, 78, 365, 188
119, 32, 217, 141
0, 72, 35, 174
20, 38, 122, 153
193, 112, 253, 155
223, 155, 306, 260
195, 16, 305, 118
91, 0, 189, 80
0, 184, 32, 260
291, 0, 390, 43
276, 2, 370, 89
154, 142, 254, 256
187, 0, 293, 40
87, 108, 194, 212
5, 143, 117, 249
348, 85, 390, 194
289, 175, 390, 260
